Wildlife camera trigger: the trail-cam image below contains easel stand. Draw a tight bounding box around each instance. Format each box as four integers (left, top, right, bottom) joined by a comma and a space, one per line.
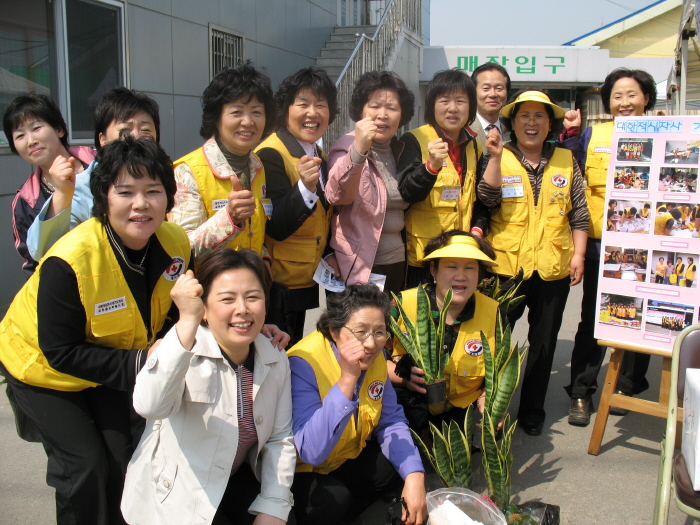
588, 340, 681, 455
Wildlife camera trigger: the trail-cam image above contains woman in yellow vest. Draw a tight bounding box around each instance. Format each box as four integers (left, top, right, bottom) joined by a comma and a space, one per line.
389, 231, 499, 429
675, 256, 686, 286
559, 69, 657, 426
489, 91, 589, 436
655, 256, 666, 284
398, 68, 503, 288
0, 138, 191, 525
686, 257, 696, 288
171, 63, 276, 262
288, 284, 427, 525
255, 67, 337, 345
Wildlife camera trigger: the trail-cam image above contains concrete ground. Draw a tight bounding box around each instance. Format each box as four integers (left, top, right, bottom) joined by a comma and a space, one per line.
0, 284, 697, 524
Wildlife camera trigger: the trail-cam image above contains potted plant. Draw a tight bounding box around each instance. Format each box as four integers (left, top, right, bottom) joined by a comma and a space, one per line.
389, 286, 453, 405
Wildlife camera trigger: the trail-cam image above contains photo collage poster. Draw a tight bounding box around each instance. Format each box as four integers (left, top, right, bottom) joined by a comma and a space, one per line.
594, 116, 700, 351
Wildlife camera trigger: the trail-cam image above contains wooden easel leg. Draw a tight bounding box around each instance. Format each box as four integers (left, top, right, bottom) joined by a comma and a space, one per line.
588, 347, 624, 455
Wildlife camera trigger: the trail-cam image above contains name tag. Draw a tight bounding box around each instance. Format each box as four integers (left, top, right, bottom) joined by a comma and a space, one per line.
94, 297, 127, 316
440, 185, 460, 201
212, 199, 227, 211
261, 198, 273, 218
501, 175, 524, 198
594, 146, 611, 153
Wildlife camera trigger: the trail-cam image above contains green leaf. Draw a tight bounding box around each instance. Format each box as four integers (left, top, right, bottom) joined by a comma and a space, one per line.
416, 285, 433, 382
431, 424, 456, 486
448, 419, 470, 488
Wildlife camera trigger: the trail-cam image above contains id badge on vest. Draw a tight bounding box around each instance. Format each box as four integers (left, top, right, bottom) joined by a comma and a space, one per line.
441, 185, 460, 201
501, 175, 525, 198
212, 199, 227, 211
261, 198, 273, 218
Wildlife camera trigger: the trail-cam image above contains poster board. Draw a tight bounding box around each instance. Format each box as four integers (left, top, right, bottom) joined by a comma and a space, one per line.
594, 116, 700, 351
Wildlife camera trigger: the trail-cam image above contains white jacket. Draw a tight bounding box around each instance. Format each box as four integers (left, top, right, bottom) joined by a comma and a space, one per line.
121, 325, 295, 524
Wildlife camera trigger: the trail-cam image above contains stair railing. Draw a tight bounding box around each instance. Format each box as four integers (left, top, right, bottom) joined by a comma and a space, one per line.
325, 0, 421, 146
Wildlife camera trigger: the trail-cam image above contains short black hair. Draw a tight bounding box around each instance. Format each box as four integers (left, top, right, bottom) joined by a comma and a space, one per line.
91, 136, 175, 222
94, 87, 160, 149
670, 208, 682, 220
316, 284, 390, 341
200, 62, 276, 140
197, 248, 271, 310
348, 71, 415, 127
601, 68, 656, 115
421, 229, 496, 280
501, 90, 564, 144
3, 92, 69, 154
424, 69, 477, 128
275, 67, 338, 129
471, 63, 512, 93
689, 257, 694, 264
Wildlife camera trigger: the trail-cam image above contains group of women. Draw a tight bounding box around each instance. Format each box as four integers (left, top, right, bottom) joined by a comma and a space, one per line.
0, 59, 660, 524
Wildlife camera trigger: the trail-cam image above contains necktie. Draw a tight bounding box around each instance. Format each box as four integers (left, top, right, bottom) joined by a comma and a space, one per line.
485, 124, 498, 134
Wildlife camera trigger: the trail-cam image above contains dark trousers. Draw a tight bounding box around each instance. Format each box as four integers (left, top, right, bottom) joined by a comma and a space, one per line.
505, 272, 570, 424
371, 261, 406, 297
405, 264, 431, 290
291, 440, 402, 525
566, 254, 650, 398
213, 463, 295, 525
4, 367, 133, 525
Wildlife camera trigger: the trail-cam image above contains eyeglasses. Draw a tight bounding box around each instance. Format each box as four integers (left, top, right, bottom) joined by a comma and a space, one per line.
343, 326, 389, 343
515, 112, 548, 125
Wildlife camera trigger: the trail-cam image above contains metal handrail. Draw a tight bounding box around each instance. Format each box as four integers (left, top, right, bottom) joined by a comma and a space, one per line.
325, 0, 421, 146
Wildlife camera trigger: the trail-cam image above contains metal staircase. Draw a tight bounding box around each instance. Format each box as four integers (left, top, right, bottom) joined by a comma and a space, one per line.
317, 0, 422, 146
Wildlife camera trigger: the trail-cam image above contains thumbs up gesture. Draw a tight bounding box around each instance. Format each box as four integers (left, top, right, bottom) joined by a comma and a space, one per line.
227, 175, 256, 224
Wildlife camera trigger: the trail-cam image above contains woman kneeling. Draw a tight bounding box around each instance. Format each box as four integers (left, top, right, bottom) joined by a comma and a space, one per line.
122, 249, 295, 525
289, 284, 427, 525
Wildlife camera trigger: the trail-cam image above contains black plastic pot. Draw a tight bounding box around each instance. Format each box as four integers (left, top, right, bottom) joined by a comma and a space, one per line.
424, 380, 447, 405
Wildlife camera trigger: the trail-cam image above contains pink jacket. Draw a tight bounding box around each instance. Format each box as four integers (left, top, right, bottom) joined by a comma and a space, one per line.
326, 132, 405, 285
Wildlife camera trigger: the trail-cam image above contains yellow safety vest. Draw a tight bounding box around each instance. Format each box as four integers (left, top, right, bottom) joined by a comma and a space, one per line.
404, 125, 482, 267
488, 148, 574, 281
173, 143, 268, 255
288, 330, 386, 474
584, 122, 613, 239
392, 287, 498, 412
687, 264, 696, 281
255, 133, 332, 289
640, 207, 650, 218
655, 212, 673, 235
0, 218, 191, 391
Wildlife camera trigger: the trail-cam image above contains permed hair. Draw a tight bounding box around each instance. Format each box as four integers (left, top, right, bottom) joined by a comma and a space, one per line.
421, 229, 496, 280
274, 67, 338, 129
93, 87, 160, 149
200, 62, 276, 140
348, 71, 415, 127
196, 248, 272, 310
471, 62, 512, 93
91, 136, 176, 222
501, 90, 564, 144
3, 92, 69, 154
600, 68, 656, 115
316, 284, 390, 341
424, 69, 477, 128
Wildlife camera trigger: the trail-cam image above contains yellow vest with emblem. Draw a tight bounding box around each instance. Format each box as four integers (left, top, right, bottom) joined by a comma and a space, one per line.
404, 125, 482, 266
655, 212, 673, 235
255, 133, 332, 289
584, 122, 614, 239
173, 147, 267, 255
288, 330, 386, 474
488, 147, 574, 281
0, 218, 191, 391
392, 287, 498, 412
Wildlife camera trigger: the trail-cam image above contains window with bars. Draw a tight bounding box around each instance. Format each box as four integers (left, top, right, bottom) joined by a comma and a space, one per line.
209, 25, 244, 79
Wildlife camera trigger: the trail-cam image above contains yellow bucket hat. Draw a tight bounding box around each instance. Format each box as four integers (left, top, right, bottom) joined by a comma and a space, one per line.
422, 235, 497, 266
500, 91, 566, 119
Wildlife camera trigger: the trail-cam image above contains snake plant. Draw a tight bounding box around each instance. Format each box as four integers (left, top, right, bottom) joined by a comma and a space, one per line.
389, 285, 453, 384
411, 271, 527, 511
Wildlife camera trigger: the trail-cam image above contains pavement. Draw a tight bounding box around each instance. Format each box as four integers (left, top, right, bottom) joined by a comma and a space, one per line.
0, 284, 697, 524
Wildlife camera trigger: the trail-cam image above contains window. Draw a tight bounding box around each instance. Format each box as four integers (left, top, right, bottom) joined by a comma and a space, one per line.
0, 0, 124, 145
209, 25, 244, 80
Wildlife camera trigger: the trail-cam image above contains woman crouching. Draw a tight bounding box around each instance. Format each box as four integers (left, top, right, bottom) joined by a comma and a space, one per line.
122, 249, 295, 525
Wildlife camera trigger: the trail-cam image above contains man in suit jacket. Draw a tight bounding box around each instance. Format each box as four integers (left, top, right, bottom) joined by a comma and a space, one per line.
471, 63, 511, 148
